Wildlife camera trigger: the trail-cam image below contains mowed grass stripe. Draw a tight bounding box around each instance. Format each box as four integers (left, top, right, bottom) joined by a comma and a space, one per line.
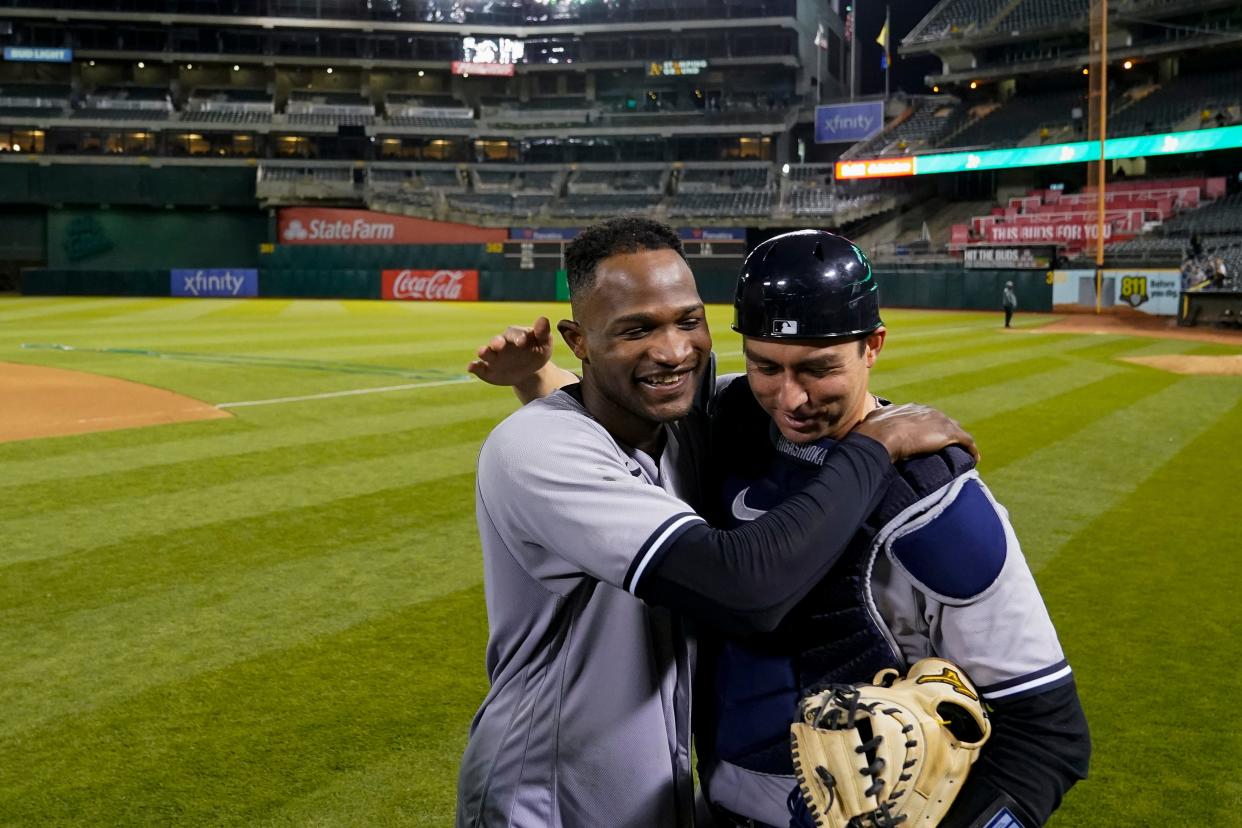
0, 297, 169, 322
919, 358, 1123, 424
0, 584, 488, 826
987, 375, 1240, 570
0, 395, 517, 488
875, 329, 1124, 392
0, 474, 481, 738
0, 439, 484, 566
1, 416, 501, 517
1039, 398, 1242, 827
965, 368, 1179, 473
0, 473, 477, 627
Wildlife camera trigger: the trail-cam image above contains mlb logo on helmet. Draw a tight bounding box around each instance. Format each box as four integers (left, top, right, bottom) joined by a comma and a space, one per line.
774, 319, 799, 335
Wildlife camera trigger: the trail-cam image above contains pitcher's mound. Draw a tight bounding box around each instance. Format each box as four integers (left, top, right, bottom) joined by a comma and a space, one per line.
1121, 355, 1242, 376
0, 362, 231, 443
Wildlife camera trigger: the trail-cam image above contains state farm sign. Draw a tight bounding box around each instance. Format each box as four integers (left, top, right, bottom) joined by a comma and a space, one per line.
382, 269, 479, 301
277, 208, 507, 245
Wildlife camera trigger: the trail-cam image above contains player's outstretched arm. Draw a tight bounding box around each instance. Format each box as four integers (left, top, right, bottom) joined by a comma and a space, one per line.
466, 316, 577, 404
638, 405, 977, 633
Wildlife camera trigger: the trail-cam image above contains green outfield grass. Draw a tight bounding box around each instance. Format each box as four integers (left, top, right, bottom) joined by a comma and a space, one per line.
0, 296, 1238, 826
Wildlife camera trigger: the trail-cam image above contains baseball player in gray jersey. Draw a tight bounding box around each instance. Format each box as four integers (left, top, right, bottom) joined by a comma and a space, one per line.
457, 218, 976, 828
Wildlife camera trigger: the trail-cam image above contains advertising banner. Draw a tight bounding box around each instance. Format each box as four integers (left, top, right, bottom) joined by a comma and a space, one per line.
982, 221, 1115, 245
1113, 269, 1181, 315
508, 226, 747, 242
836, 157, 914, 180
1048, 268, 1180, 315
963, 246, 1056, 269
4, 47, 73, 63
451, 61, 515, 76
170, 269, 258, 298
279, 208, 505, 245
678, 227, 747, 241
815, 101, 885, 144
382, 269, 479, 301
510, 227, 582, 241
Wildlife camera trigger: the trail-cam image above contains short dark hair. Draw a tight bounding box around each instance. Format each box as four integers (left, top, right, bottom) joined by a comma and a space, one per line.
564, 217, 686, 301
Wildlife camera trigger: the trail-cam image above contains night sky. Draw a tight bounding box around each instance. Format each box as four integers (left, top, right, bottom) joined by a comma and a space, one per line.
854, 0, 942, 96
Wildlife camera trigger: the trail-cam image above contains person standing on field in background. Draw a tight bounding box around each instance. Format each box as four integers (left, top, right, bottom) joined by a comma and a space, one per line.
1003, 280, 1018, 328
456, 217, 977, 828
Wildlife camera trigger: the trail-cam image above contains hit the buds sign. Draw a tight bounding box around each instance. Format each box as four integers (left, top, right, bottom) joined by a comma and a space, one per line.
381, 269, 479, 301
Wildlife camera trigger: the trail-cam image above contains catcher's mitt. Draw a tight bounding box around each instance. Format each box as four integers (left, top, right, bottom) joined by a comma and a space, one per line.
789, 657, 991, 828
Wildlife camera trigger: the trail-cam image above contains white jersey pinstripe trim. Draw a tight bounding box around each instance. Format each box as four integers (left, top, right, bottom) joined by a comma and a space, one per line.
983, 664, 1073, 700
626, 514, 705, 595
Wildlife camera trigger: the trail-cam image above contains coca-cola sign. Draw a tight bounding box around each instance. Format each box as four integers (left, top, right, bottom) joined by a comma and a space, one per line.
382, 269, 479, 301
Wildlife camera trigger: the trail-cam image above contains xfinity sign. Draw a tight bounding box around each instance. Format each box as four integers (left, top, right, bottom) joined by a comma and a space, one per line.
815, 101, 884, 144
171, 269, 259, 298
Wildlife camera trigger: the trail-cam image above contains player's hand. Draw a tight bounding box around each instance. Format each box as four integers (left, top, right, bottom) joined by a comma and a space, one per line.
467, 316, 554, 386
853, 403, 979, 463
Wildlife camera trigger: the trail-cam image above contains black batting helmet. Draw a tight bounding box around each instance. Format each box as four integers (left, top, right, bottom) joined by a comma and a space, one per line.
732, 230, 882, 339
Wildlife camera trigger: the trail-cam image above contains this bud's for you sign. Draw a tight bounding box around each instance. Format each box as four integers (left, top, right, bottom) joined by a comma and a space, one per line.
381, 269, 479, 301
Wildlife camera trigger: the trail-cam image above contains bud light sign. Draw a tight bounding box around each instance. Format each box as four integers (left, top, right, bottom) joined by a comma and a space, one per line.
171, 269, 258, 297
815, 101, 884, 144
382, 269, 479, 301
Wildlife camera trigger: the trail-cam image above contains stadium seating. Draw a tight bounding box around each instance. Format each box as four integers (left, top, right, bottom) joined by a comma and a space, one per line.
1108, 69, 1242, 137
905, 0, 1013, 43
667, 191, 773, 217
994, 0, 1090, 34
447, 193, 553, 217
549, 193, 663, 217
940, 88, 1085, 149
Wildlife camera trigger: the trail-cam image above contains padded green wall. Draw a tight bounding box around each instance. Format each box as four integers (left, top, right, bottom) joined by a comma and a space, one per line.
875, 268, 1052, 313
47, 208, 267, 270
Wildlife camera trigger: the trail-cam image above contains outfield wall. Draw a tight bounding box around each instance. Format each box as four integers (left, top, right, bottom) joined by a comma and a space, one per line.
21, 257, 1052, 311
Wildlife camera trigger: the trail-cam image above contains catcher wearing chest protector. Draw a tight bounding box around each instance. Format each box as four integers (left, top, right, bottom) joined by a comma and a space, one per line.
695, 231, 1091, 828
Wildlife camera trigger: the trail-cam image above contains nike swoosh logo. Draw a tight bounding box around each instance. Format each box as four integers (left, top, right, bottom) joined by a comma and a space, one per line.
731, 487, 768, 521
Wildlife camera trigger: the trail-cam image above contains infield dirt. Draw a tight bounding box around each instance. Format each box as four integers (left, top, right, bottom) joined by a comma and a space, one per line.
0, 361, 230, 442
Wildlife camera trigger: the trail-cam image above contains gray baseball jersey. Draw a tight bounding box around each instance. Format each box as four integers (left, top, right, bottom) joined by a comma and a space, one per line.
456, 388, 708, 828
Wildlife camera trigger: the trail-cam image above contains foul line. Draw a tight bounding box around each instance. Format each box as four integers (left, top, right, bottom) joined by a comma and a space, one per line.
217, 377, 473, 408
21, 343, 460, 381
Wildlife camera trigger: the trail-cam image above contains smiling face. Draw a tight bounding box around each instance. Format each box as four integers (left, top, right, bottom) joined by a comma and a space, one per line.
744, 328, 886, 444
559, 247, 712, 451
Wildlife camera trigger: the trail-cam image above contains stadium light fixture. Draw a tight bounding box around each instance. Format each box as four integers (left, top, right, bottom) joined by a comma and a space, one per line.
88, 60, 95, 66
137, 61, 145, 69
781, 163, 791, 175
1082, 67, 1089, 75
326, 67, 333, 74
1123, 60, 1133, 69
12, 144, 19, 152
932, 85, 940, 93
233, 64, 240, 71
186, 63, 192, 69
969, 81, 977, 89
418, 70, 425, 77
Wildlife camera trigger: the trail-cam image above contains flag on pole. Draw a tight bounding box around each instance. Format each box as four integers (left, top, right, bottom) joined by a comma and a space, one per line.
876, 10, 890, 70
815, 22, 829, 50
844, 11, 854, 42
